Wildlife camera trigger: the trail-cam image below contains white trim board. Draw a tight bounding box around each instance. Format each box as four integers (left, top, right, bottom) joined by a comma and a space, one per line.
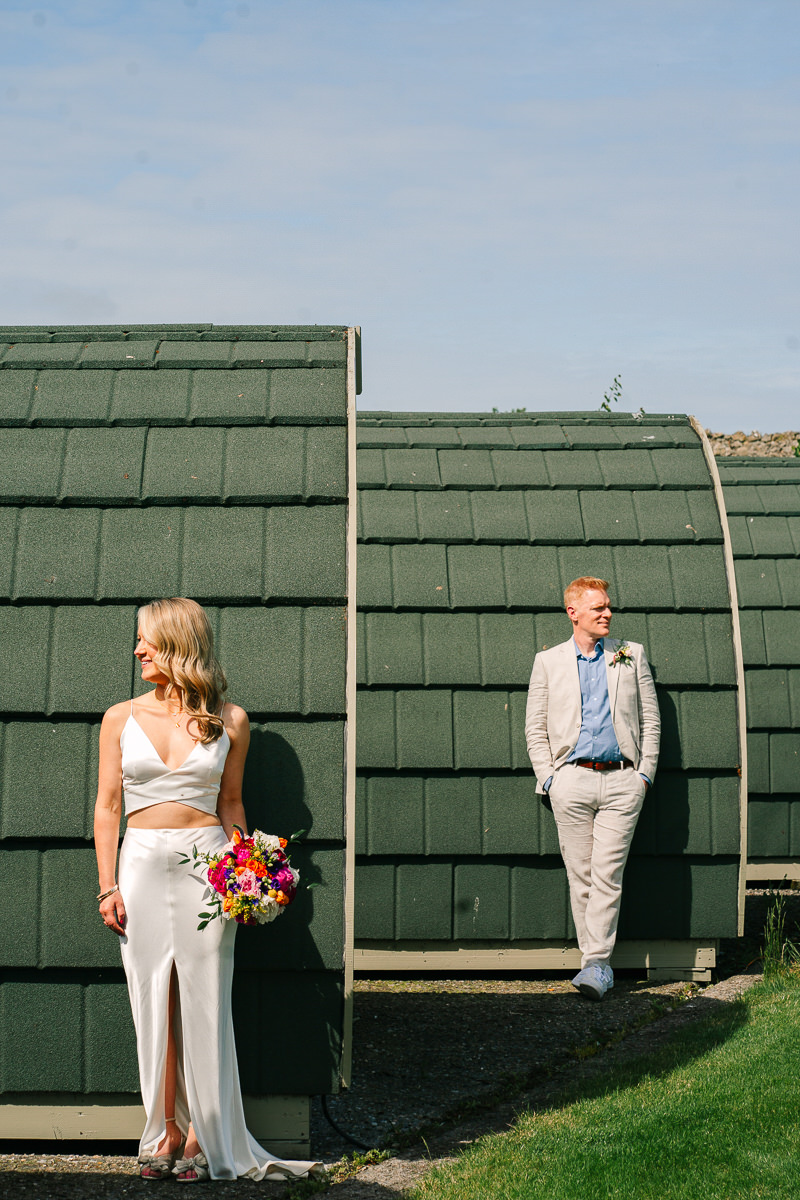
340, 326, 359, 1090
690, 415, 749, 938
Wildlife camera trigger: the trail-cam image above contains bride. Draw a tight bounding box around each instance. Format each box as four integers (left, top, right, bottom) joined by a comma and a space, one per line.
93, 597, 323, 1183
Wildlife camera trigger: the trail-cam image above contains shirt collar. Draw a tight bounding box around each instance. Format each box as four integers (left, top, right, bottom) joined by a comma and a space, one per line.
573, 637, 605, 662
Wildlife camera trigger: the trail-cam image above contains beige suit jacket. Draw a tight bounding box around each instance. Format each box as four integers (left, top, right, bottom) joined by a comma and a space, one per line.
525, 636, 661, 794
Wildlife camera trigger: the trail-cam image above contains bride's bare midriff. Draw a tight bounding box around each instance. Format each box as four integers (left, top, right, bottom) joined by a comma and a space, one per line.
126, 802, 221, 830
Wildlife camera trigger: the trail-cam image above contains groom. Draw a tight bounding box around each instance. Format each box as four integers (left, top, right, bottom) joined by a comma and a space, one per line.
525, 577, 660, 1001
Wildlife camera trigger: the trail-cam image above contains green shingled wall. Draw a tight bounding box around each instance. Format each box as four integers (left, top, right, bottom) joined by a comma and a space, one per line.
0, 325, 352, 1101
355, 414, 743, 948
720, 457, 800, 863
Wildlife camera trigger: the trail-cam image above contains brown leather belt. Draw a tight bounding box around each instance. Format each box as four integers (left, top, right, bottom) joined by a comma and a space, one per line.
575, 758, 633, 771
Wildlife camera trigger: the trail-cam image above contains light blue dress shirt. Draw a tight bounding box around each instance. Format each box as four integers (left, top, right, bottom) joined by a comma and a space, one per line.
567, 638, 624, 764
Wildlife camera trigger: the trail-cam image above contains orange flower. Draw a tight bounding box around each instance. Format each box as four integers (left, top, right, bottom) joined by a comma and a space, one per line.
279, 838, 288, 848
275, 890, 290, 906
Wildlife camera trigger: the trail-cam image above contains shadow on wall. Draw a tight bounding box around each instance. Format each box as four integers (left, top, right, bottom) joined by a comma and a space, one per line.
621, 689, 693, 939
243, 727, 315, 838
233, 728, 340, 1092
236, 727, 325, 968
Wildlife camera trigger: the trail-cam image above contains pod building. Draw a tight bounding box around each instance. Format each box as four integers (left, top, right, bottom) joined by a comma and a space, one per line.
0, 324, 359, 1152
354, 412, 746, 980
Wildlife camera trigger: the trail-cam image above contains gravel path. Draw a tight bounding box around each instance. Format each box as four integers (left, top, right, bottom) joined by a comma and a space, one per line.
312, 974, 693, 1159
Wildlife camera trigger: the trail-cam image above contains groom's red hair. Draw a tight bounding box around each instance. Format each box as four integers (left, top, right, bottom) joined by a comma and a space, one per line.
563, 577, 610, 609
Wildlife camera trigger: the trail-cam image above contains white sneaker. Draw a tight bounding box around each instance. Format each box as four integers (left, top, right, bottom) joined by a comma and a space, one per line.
571, 961, 614, 1001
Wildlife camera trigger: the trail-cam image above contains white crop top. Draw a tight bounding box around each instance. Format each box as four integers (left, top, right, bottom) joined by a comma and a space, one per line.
121, 708, 230, 817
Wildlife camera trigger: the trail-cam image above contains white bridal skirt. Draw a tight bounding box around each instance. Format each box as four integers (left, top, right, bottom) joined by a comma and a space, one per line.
118, 826, 323, 1182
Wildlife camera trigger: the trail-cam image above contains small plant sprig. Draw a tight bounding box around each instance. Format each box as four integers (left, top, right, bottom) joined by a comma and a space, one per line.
600, 374, 622, 413
282, 1149, 391, 1199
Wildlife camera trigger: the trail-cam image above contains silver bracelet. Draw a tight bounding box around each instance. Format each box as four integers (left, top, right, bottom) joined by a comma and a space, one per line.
97, 884, 119, 902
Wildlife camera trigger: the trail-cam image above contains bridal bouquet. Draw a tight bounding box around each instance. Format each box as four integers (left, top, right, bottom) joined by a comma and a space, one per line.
181, 826, 302, 929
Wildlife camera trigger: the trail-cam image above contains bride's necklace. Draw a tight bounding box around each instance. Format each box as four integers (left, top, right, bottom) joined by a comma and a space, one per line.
159, 698, 184, 728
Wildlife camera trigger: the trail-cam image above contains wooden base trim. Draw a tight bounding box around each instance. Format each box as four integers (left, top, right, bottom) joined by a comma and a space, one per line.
354, 939, 716, 979
746, 861, 800, 883
0, 1094, 310, 1155
244, 1095, 311, 1157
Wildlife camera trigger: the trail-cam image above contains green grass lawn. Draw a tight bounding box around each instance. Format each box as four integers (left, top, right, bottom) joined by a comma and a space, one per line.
413, 974, 800, 1200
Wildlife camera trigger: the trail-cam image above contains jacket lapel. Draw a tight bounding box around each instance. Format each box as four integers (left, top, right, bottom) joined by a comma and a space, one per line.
560, 638, 580, 685
604, 638, 620, 716
559, 639, 581, 725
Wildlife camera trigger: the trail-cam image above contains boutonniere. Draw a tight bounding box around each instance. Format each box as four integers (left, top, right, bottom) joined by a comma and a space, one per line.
611, 643, 634, 667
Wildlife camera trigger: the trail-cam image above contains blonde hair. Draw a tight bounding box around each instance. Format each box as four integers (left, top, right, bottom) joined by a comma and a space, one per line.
563, 577, 610, 610
137, 598, 227, 743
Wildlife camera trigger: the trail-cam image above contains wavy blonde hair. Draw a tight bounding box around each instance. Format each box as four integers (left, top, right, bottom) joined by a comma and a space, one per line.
137, 598, 227, 743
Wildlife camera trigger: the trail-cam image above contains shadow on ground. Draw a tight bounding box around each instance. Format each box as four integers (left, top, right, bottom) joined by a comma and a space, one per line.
314, 889, 800, 1160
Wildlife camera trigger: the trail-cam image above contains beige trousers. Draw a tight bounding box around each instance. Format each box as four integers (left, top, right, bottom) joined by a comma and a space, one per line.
549, 762, 646, 966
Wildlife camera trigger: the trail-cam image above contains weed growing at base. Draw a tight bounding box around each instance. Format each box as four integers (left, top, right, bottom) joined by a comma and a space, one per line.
413, 973, 800, 1200
762, 892, 800, 977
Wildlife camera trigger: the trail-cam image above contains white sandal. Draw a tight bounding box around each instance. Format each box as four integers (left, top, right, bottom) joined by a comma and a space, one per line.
173, 1152, 210, 1183
139, 1147, 182, 1180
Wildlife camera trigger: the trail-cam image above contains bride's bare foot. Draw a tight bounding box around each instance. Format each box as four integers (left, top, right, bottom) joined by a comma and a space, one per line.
139, 1120, 184, 1179
183, 1131, 200, 1160
156, 1119, 184, 1157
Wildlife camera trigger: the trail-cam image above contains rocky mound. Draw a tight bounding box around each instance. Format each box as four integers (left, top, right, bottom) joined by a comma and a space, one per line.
706, 429, 799, 457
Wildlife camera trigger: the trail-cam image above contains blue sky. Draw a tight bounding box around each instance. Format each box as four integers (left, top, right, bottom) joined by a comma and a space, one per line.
0, 0, 797, 431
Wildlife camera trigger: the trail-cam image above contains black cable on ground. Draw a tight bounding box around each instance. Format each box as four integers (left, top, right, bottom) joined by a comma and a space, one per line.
320, 1095, 379, 1152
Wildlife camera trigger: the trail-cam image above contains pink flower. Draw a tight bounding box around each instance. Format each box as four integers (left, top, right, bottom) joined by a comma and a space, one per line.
236, 869, 261, 897
271, 866, 296, 895
208, 863, 229, 894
